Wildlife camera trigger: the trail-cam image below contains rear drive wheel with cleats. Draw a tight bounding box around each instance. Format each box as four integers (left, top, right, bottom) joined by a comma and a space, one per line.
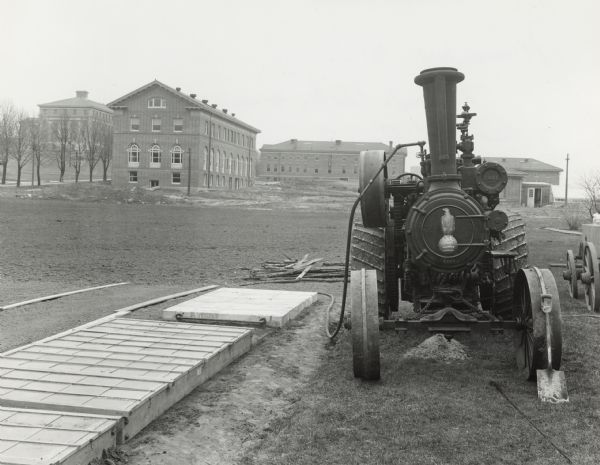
351, 223, 395, 318
351, 269, 380, 380
513, 268, 562, 380
490, 212, 528, 318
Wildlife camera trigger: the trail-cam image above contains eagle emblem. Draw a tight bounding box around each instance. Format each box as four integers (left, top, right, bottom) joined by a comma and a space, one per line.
438, 208, 458, 253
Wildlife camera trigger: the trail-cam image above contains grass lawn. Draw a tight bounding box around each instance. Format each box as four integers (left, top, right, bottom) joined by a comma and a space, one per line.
241, 212, 600, 465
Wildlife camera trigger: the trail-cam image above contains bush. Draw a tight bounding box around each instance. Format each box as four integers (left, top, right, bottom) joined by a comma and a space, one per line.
564, 212, 583, 230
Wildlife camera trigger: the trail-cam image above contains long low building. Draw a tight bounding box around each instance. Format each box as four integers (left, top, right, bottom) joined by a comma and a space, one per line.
258, 139, 407, 181
108, 80, 260, 190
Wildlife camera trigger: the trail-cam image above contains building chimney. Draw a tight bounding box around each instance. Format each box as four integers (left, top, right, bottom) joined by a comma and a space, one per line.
211, 104, 217, 108
176, 87, 181, 92
335, 139, 342, 145
389, 140, 393, 149
190, 93, 197, 99
76, 90, 88, 99
222, 109, 228, 114
202, 99, 208, 104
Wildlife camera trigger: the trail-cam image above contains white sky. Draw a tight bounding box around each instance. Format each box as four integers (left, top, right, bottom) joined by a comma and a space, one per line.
1, 0, 598, 197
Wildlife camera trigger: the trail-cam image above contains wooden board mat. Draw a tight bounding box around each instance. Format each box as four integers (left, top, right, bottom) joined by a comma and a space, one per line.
0, 318, 253, 442
162, 287, 318, 327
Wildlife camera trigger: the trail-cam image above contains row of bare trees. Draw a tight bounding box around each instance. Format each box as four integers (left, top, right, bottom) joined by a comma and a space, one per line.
0, 101, 112, 187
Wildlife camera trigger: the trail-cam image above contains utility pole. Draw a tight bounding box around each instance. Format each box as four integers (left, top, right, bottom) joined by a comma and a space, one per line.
565, 153, 570, 206
187, 147, 192, 196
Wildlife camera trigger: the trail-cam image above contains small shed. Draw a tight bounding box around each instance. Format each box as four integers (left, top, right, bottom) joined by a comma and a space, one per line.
521, 182, 553, 208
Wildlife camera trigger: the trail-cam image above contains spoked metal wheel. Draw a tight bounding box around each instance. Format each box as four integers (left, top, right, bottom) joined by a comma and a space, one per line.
513, 268, 563, 380
565, 249, 578, 299
351, 269, 380, 380
583, 242, 600, 312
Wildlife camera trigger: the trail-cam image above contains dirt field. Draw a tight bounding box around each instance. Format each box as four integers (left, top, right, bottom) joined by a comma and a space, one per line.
0, 183, 598, 464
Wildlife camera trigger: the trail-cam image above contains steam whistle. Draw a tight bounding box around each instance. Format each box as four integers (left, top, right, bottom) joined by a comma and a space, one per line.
457, 102, 477, 167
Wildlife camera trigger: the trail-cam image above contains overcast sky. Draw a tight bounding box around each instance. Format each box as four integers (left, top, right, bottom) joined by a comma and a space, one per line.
2, 0, 598, 196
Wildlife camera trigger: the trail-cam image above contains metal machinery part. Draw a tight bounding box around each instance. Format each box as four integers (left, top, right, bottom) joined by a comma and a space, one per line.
350, 269, 380, 380
344, 66, 564, 397
475, 162, 508, 195
350, 224, 388, 316
582, 241, 600, 312
405, 188, 487, 273
514, 268, 562, 380
359, 150, 387, 228
564, 249, 579, 299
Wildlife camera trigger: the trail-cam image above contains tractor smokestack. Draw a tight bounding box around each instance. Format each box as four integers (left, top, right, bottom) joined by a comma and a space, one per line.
414, 67, 464, 189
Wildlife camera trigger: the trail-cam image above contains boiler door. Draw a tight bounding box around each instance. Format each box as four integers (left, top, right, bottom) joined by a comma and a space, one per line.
405, 188, 487, 272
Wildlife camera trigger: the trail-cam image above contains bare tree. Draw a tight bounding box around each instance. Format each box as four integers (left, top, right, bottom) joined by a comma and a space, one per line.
10, 110, 31, 187
83, 119, 103, 182
99, 125, 113, 182
581, 172, 600, 219
69, 121, 85, 183
51, 112, 71, 182
28, 118, 44, 186
0, 102, 16, 184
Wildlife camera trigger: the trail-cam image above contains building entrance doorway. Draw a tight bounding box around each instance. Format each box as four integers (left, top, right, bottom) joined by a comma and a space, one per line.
526, 187, 542, 207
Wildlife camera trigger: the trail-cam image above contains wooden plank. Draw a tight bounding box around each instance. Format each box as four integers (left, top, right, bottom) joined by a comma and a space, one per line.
1, 285, 220, 358
0, 283, 130, 311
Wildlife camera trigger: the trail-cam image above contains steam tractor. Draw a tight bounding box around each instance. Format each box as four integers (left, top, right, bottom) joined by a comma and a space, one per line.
347, 67, 564, 388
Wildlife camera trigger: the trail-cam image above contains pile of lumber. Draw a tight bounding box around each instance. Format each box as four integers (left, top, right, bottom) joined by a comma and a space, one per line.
246, 254, 346, 283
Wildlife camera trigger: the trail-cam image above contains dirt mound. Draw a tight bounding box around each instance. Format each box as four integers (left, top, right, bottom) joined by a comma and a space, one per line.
404, 334, 469, 363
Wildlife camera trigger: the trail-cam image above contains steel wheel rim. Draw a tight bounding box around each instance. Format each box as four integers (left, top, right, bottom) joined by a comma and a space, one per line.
566, 249, 577, 299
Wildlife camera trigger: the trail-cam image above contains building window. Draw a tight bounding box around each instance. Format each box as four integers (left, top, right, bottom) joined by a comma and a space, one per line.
266, 164, 271, 172
354, 165, 358, 174
148, 97, 166, 108
152, 118, 161, 132
203, 146, 208, 170
218, 126, 222, 140
215, 149, 220, 172
150, 145, 161, 167
172, 172, 181, 184
296, 167, 299, 172
315, 168, 319, 173
173, 118, 183, 132
342, 167, 346, 174
303, 166, 307, 173
127, 144, 140, 167
281, 166, 285, 172
205, 121, 209, 135
129, 171, 138, 183
171, 145, 183, 168
210, 148, 214, 170
130, 117, 140, 132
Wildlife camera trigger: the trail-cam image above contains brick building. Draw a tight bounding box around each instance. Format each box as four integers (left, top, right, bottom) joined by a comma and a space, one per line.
108, 80, 260, 190
258, 139, 407, 181
38, 91, 113, 180
484, 157, 562, 207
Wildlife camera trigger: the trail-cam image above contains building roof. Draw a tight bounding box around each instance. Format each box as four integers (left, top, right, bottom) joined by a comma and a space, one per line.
483, 156, 562, 173
107, 80, 260, 133
39, 91, 112, 113
261, 139, 390, 153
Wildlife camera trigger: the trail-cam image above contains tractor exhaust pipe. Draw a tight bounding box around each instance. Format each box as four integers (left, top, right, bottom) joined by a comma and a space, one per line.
414, 67, 464, 190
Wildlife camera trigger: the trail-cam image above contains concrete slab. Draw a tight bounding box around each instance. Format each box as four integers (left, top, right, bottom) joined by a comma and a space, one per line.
162, 287, 318, 327
0, 318, 253, 441
0, 406, 120, 465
